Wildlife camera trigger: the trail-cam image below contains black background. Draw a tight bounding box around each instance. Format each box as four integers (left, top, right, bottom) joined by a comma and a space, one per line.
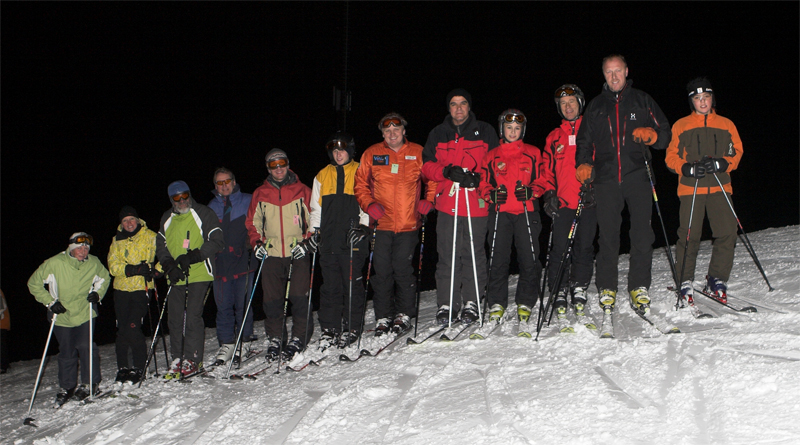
2, 2, 798, 364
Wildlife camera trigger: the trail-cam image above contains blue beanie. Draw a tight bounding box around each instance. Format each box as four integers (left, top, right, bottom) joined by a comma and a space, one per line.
168, 180, 190, 197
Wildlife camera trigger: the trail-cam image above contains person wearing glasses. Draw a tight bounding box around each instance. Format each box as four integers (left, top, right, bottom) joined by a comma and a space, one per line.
28, 232, 111, 404
355, 113, 436, 336
107, 206, 158, 384
207, 167, 255, 366
422, 89, 499, 326
541, 85, 598, 318
478, 109, 550, 324
308, 132, 369, 348
156, 180, 224, 378
246, 149, 314, 361
575, 55, 671, 314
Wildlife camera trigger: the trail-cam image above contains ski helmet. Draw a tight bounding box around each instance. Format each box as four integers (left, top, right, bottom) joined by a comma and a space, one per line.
686, 77, 715, 112
554, 84, 585, 121
498, 109, 527, 141
325, 131, 355, 164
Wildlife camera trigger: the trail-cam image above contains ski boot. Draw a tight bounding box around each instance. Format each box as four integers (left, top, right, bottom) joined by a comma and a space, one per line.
436, 305, 458, 326
319, 328, 338, 351
554, 289, 569, 319
488, 304, 505, 323
705, 275, 728, 303
460, 301, 479, 324
338, 331, 359, 348
266, 337, 282, 362
571, 286, 588, 316
517, 304, 532, 323
74, 383, 99, 401
115, 367, 132, 383
213, 343, 235, 366
629, 287, 651, 313
55, 387, 75, 407
599, 289, 616, 314
391, 313, 412, 334
127, 368, 143, 384
374, 318, 392, 337
180, 360, 200, 377
164, 358, 183, 380
680, 280, 694, 306
283, 337, 304, 360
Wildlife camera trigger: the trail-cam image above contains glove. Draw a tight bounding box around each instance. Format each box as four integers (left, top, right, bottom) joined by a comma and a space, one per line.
87, 292, 100, 304
176, 249, 202, 273
681, 161, 706, 179
514, 182, 534, 202
366, 203, 386, 221
152, 267, 164, 280
417, 200, 435, 215
542, 190, 560, 218
162, 258, 186, 284
291, 237, 317, 260
347, 225, 368, 245
703, 157, 728, 173
50, 300, 67, 314
489, 185, 508, 205
632, 127, 658, 145
461, 171, 481, 189
442, 164, 469, 184
580, 184, 597, 208
254, 241, 269, 260
576, 164, 594, 184
125, 262, 152, 279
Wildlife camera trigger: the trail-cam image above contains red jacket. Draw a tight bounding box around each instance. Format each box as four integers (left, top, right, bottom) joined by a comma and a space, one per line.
478, 140, 551, 215
245, 171, 312, 258
543, 117, 585, 209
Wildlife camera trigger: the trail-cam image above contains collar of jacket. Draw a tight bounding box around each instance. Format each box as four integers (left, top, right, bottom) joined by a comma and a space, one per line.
688, 108, 717, 123
211, 184, 241, 201
498, 139, 524, 154
602, 78, 634, 100
382, 140, 408, 152
560, 116, 582, 132
267, 169, 298, 189
116, 219, 144, 241
444, 110, 476, 134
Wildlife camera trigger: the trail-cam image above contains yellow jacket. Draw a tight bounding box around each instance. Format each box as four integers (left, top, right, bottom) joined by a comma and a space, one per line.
108, 219, 157, 291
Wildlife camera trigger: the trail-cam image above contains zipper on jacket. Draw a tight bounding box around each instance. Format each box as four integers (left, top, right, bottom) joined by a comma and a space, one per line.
279, 189, 286, 257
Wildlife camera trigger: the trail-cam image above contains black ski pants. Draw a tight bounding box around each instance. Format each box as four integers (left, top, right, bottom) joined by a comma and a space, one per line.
372, 230, 419, 321
318, 250, 368, 334
167, 281, 210, 365
261, 255, 312, 344
487, 210, 541, 309
114, 289, 148, 370
435, 212, 488, 312
547, 205, 597, 292
54, 319, 101, 389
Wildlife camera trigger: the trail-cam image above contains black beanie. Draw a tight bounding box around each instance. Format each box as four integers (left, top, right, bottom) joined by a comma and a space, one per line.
119, 205, 139, 222
686, 77, 715, 111
446, 88, 472, 109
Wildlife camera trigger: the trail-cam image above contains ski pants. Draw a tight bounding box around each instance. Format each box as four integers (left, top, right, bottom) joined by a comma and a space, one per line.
261, 255, 312, 344
547, 205, 597, 292
487, 210, 541, 309
435, 211, 488, 312
167, 281, 210, 364
113, 289, 148, 370
54, 319, 101, 389
318, 250, 368, 334
372, 230, 419, 321
593, 181, 654, 292
675, 192, 738, 283
213, 271, 255, 345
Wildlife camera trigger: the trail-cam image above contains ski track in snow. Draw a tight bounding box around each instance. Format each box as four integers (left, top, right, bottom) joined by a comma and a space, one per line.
3, 226, 800, 444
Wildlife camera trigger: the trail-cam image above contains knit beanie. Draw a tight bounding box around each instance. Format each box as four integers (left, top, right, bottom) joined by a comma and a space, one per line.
68, 232, 92, 253
119, 205, 139, 223
265, 148, 289, 164
446, 88, 472, 108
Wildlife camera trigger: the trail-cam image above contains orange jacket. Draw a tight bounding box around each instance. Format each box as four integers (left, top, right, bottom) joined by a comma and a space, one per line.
355, 140, 436, 233
665, 110, 743, 196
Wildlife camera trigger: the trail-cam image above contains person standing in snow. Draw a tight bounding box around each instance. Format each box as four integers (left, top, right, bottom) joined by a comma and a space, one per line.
27, 232, 111, 404
246, 149, 314, 361
542, 85, 598, 317
665, 77, 743, 304
575, 55, 671, 314
355, 113, 436, 336
478, 109, 549, 324
107, 206, 158, 384
157, 181, 224, 377
309, 132, 369, 348
208, 168, 255, 366
422, 89, 499, 326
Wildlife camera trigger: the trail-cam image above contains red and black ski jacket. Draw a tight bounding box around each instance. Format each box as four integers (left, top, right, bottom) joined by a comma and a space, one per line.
544, 117, 585, 209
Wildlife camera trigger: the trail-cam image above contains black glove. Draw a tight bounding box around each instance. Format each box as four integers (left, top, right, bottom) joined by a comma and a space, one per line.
542, 190, 560, 218
162, 258, 186, 284
176, 249, 202, 273
461, 171, 481, 188
125, 262, 152, 279
442, 165, 469, 184
489, 185, 508, 205
347, 225, 368, 245
50, 300, 67, 314
514, 182, 535, 202
87, 292, 100, 304
681, 161, 706, 179
580, 184, 597, 209
291, 236, 319, 260
703, 157, 728, 174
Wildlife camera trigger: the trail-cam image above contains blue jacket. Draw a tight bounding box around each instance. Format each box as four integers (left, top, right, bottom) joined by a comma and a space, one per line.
209, 185, 254, 280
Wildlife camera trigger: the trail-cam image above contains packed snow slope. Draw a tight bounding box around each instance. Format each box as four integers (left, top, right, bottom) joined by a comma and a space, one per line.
2, 226, 799, 445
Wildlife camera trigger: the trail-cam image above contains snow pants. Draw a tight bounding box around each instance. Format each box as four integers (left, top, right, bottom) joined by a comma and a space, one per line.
547, 205, 597, 292
167, 281, 210, 364
260, 256, 312, 344
435, 212, 488, 312
593, 181, 654, 292
486, 210, 541, 309
213, 271, 255, 345
114, 289, 148, 370
318, 250, 368, 334
372, 230, 419, 321
54, 319, 101, 389
675, 192, 737, 282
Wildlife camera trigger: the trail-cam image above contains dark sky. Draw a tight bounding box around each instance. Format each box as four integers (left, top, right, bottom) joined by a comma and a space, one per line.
2, 2, 798, 362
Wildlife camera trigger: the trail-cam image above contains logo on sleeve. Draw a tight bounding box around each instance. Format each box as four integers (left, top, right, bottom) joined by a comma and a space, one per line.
373, 155, 390, 166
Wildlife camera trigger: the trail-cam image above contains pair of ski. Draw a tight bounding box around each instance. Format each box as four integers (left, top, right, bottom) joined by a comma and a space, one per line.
596, 303, 680, 339
339, 325, 417, 362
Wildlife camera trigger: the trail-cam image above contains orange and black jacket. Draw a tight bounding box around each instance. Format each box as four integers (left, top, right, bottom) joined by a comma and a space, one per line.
665, 109, 743, 196
478, 139, 552, 215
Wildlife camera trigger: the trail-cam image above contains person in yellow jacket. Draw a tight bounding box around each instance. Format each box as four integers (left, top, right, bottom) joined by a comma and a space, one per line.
107, 206, 158, 384
665, 77, 743, 304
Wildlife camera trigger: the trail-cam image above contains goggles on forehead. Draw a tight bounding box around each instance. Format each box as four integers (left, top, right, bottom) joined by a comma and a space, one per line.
171, 192, 190, 202
267, 158, 289, 169
70, 234, 94, 246
555, 86, 579, 98
380, 117, 404, 128
215, 178, 233, 186
326, 140, 348, 151
502, 113, 526, 124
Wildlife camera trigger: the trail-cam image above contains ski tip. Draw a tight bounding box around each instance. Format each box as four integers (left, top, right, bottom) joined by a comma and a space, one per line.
359, 349, 371, 356
600, 333, 614, 339
698, 313, 714, 319
338, 354, 352, 362
23, 418, 37, 427
517, 332, 532, 338
228, 375, 243, 380
666, 328, 682, 334
585, 324, 597, 330
469, 334, 485, 340
742, 306, 758, 313
406, 338, 418, 345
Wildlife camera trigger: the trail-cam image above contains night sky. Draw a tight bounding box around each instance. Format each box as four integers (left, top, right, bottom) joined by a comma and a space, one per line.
2, 2, 798, 363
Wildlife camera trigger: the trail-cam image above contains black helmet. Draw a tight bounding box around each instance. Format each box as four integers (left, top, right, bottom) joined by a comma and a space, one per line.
325, 131, 355, 164
554, 84, 585, 121
686, 77, 715, 112
497, 109, 527, 141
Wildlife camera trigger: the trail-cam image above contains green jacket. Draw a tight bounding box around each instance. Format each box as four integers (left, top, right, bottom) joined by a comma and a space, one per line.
156, 201, 224, 284
27, 249, 111, 328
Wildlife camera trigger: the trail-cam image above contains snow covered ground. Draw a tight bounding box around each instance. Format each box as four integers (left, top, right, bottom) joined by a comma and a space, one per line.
2, 226, 799, 445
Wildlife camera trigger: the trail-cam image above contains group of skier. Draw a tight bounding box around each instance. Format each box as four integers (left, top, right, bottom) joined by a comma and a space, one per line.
27, 53, 745, 407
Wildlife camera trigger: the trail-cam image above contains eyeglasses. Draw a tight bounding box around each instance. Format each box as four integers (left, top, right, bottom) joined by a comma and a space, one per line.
380, 117, 403, 128
555, 86, 577, 98
171, 192, 190, 202
215, 178, 233, 186
326, 140, 348, 151
267, 158, 289, 169
70, 234, 93, 246
502, 113, 526, 124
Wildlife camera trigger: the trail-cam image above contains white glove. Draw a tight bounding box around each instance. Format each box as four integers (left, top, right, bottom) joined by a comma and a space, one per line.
254, 242, 268, 260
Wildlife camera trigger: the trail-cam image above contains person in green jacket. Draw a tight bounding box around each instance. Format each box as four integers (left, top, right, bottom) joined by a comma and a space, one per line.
27, 232, 111, 405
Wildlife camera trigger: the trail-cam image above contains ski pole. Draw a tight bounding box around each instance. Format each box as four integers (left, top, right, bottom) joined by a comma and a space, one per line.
448, 184, 460, 328
518, 181, 539, 319
711, 172, 773, 291
676, 179, 700, 309
24, 309, 58, 426
303, 244, 317, 353
88, 300, 94, 401
143, 275, 158, 376
276, 252, 295, 375
485, 203, 500, 316
151, 282, 170, 375
463, 188, 483, 327
413, 216, 427, 337
357, 223, 377, 351
346, 220, 355, 339
140, 285, 171, 387
179, 231, 191, 378
642, 143, 681, 291
225, 253, 267, 379
538, 222, 555, 324
233, 255, 253, 368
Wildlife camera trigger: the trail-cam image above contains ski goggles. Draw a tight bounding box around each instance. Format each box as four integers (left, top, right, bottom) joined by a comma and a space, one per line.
171, 192, 190, 202
215, 178, 233, 186
380, 117, 404, 128
555, 86, 579, 98
501, 113, 526, 124
267, 158, 289, 169
69, 234, 93, 246
326, 140, 348, 151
